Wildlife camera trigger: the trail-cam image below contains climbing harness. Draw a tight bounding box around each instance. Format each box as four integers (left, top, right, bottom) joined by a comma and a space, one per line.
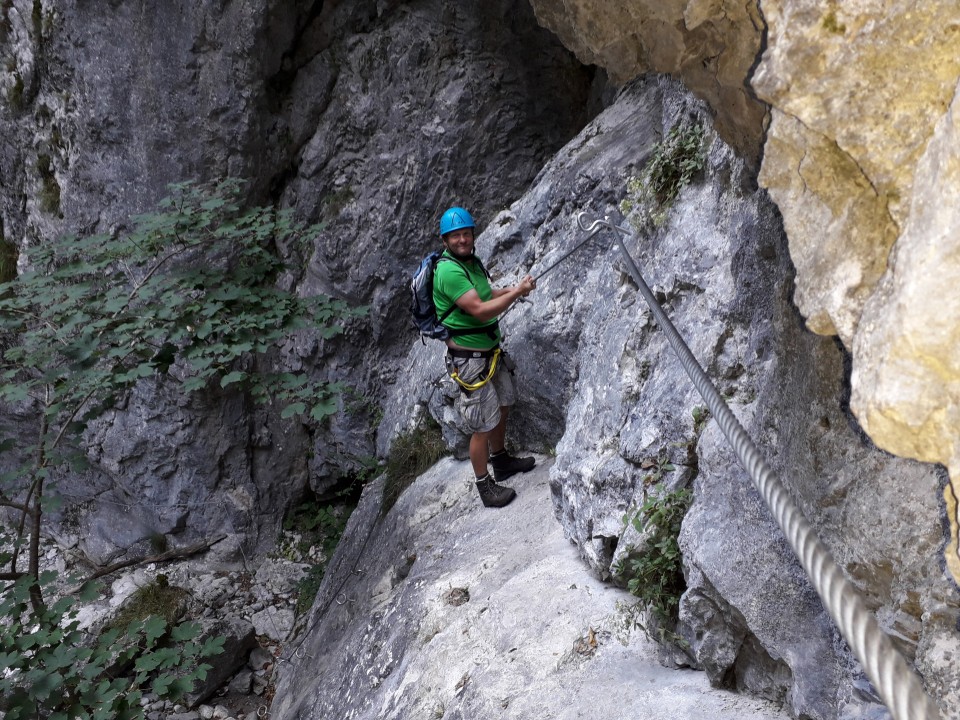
445, 347, 502, 392
576, 211, 940, 720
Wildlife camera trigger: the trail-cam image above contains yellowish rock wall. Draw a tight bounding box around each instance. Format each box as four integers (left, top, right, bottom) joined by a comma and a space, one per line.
753, 0, 960, 591
528, 0, 960, 588
527, 0, 769, 165
848, 86, 960, 585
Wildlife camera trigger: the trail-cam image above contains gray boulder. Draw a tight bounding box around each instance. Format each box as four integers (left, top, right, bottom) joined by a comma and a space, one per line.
185, 614, 258, 709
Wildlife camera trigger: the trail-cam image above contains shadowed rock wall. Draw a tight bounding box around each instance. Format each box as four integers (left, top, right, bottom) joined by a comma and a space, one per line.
0, 0, 595, 563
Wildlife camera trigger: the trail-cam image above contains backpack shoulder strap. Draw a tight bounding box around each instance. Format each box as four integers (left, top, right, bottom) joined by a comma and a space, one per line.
434, 255, 462, 324
435, 254, 484, 324
473, 256, 491, 280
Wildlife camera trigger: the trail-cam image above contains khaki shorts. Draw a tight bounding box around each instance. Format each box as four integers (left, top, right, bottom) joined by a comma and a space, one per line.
448, 352, 516, 434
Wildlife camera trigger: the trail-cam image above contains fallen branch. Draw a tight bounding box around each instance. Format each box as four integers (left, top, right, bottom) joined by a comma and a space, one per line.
67, 534, 227, 594
0, 498, 31, 514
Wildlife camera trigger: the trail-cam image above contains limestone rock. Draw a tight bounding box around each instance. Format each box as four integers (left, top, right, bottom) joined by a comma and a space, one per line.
0, 0, 595, 564
269, 461, 790, 720
849, 89, 960, 587
250, 606, 295, 643
379, 75, 956, 718
751, 3, 960, 582
227, 669, 253, 695
752, 0, 960, 346
253, 557, 310, 596
523, 0, 960, 596
756, 112, 898, 344
527, 0, 769, 164
185, 615, 258, 708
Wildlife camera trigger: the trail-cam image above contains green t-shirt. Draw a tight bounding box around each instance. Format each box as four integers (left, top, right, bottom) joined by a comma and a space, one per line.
432, 251, 501, 349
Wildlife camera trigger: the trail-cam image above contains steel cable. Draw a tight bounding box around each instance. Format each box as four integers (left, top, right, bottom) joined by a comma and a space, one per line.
576, 212, 940, 720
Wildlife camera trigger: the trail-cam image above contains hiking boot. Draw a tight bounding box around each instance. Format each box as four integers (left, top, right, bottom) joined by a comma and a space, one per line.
475, 474, 516, 508
490, 452, 536, 484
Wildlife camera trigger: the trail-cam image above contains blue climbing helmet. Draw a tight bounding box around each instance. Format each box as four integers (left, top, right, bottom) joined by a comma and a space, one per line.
439, 206, 475, 236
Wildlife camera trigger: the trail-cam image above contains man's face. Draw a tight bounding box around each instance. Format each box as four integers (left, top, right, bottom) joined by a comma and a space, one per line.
442, 228, 475, 258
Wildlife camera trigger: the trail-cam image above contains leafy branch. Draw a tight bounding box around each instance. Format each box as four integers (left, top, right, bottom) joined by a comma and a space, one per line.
0, 569, 224, 720
614, 483, 693, 642
0, 178, 363, 718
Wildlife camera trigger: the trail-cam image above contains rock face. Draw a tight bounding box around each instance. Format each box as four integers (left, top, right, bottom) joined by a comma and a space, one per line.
752, 7, 960, 568
0, 0, 595, 563
752, 0, 960, 344
275, 0, 598, 492
526, 0, 769, 165
521, 0, 960, 590
1, 2, 959, 719
270, 459, 790, 720
380, 76, 957, 717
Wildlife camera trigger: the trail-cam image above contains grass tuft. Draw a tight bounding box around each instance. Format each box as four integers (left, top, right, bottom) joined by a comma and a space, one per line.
620, 121, 706, 229
104, 575, 188, 633
383, 416, 448, 513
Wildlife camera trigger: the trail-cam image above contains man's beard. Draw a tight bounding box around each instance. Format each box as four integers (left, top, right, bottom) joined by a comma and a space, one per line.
446, 246, 474, 260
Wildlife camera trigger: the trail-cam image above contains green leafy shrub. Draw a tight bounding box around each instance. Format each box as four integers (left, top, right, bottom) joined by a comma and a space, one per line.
691, 405, 709, 433
0, 178, 361, 717
383, 416, 448, 512
640, 455, 676, 487
620, 121, 706, 228
0, 571, 223, 719
614, 483, 693, 640
0, 178, 361, 435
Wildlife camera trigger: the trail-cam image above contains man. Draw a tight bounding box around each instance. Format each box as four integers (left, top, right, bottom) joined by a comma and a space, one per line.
433, 206, 537, 508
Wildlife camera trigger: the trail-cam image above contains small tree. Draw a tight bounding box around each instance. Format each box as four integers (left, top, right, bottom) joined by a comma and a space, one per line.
0, 178, 362, 717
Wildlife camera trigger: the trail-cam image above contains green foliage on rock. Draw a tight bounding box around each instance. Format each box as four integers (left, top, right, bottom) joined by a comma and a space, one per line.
0, 178, 362, 719
614, 483, 693, 640
620, 121, 706, 228
103, 575, 189, 635
0, 178, 359, 433
0, 566, 223, 719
